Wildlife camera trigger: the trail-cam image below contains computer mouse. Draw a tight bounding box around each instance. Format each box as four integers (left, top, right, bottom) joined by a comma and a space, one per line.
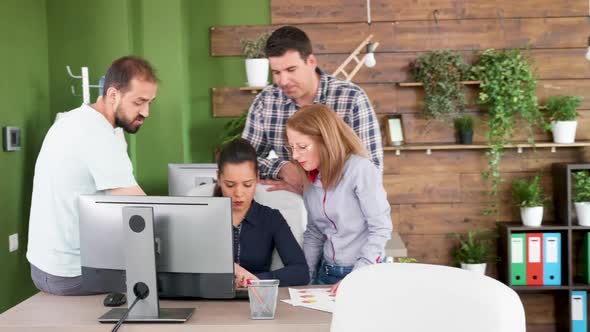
103, 292, 127, 307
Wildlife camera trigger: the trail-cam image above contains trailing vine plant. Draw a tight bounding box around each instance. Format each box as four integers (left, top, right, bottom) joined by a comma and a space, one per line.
469, 48, 542, 212
410, 50, 469, 122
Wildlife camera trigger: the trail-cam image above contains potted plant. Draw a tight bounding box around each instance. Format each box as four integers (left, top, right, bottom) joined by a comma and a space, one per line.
469, 48, 542, 198
454, 115, 474, 144
241, 32, 271, 87
511, 175, 546, 227
410, 50, 469, 122
542, 95, 582, 144
573, 170, 590, 226
449, 229, 498, 275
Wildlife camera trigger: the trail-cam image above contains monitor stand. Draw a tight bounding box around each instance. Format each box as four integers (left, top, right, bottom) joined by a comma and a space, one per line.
99, 206, 194, 323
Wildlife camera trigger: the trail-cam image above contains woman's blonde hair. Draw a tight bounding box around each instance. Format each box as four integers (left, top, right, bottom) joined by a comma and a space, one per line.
286, 104, 368, 188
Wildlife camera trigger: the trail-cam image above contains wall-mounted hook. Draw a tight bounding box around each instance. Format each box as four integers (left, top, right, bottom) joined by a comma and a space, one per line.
66, 66, 102, 104
70, 85, 80, 97
66, 66, 82, 79
433, 9, 440, 26
496, 9, 504, 29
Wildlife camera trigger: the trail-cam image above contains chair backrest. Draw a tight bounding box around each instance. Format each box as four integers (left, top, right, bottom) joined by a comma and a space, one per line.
185, 183, 307, 270
331, 263, 526, 332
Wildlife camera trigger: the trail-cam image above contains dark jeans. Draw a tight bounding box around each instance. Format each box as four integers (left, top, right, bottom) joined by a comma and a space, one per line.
316, 261, 353, 285
30, 264, 99, 296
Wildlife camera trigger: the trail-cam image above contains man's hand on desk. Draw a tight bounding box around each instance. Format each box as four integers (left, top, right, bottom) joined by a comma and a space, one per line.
234, 263, 258, 288
261, 162, 308, 195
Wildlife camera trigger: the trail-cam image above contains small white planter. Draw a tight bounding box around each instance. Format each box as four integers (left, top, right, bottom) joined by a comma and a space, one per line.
460, 263, 487, 275
575, 202, 590, 226
245, 58, 269, 87
520, 206, 544, 227
551, 121, 577, 144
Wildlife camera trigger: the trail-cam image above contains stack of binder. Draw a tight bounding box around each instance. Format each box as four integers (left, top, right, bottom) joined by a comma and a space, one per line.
510, 233, 561, 286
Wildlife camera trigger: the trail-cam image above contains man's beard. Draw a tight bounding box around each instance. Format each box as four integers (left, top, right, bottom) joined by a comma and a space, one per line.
115, 108, 143, 134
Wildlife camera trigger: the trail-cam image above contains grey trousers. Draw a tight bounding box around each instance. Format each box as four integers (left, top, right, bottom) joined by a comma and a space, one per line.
30, 264, 100, 296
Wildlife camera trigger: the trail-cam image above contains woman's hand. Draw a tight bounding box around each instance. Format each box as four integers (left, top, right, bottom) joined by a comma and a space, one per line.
234, 263, 258, 288
329, 281, 342, 295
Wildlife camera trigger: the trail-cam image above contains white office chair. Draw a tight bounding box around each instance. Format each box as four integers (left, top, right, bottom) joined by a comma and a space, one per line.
186, 183, 307, 270
331, 263, 525, 332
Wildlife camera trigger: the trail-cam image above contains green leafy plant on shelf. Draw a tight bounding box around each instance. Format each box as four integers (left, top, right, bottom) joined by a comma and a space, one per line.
241, 32, 271, 59
449, 229, 499, 265
469, 48, 542, 203
454, 115, 474, 133
217, 111, 248, 150
573, 170, 590, 203
410, 49, 469, 122
511, 174, 546, 208
542, 95, 582, 123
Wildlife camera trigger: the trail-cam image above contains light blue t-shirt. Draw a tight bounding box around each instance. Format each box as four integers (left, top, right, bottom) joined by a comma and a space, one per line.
26, 104, 137, 277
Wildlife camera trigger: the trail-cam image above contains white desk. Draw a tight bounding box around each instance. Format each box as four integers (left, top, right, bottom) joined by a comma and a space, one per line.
0, 288, 331, 331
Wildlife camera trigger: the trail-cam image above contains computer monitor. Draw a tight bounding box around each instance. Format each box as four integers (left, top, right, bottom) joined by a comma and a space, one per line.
168, 163, 218, 196
79, 195, 234, 299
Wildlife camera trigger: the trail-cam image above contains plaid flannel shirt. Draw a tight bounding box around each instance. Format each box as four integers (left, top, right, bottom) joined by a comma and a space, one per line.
242, 69, 383, 179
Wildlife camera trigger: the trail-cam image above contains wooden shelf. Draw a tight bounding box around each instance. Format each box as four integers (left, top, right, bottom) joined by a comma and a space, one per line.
384, 141, 590, 154
238, 86, 269, 94
398, 80, 481, 87
497, 222, 570, 231
511, 286, 569, 292
498, 165, 590, 331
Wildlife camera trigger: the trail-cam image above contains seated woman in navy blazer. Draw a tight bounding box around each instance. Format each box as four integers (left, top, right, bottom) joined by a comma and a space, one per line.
214, 138, 309, 288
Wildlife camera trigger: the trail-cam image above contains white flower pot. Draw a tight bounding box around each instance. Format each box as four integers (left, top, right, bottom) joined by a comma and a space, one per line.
520, 206, 543, 227
245, 58, 269, 87
460, 263, 486, 275
551, 121, 577, 144
575, 202, 590, 226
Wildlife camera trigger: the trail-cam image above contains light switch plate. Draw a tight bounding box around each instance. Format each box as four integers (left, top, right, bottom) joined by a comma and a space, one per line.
3, 126, 21, 151
9, 233, 18, 252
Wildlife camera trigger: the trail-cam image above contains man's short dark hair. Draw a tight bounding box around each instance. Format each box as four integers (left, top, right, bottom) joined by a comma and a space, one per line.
265, 26, 313, 60
102, 56, 158, 96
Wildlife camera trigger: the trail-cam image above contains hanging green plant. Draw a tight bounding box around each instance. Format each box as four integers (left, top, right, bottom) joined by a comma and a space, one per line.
469, 48, 542, 199
218, 111, 248, 149
410, 50, 469, 122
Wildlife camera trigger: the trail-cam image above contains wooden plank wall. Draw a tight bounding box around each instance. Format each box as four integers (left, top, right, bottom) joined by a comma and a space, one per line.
211, 1, 590, 330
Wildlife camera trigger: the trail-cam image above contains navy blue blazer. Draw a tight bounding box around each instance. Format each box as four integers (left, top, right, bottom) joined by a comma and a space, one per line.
235, 200, 309, 286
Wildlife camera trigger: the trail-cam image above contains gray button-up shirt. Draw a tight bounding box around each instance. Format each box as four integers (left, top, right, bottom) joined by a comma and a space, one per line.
302, 155, 392, 278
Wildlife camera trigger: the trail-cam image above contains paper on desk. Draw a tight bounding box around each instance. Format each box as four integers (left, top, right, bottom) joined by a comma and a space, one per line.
284, 288, 335, 313
281, 299, 334, 313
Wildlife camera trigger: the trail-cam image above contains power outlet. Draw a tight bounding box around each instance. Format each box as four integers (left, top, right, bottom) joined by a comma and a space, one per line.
9, 233, 18, 252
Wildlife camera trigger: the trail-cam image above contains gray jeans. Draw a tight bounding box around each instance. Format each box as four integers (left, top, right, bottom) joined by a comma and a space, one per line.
30, 264, 100, 296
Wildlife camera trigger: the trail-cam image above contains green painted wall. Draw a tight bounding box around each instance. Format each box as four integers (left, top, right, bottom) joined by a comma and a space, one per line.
0, 0, 268, 313
0, 0, 50, 313
186, 0, 270, 165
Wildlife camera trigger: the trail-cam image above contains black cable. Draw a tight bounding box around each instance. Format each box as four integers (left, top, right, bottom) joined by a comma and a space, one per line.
111, 282, 150, 332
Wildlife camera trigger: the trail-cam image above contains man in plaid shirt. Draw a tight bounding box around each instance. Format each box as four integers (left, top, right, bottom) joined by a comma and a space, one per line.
242, 26, 383, 194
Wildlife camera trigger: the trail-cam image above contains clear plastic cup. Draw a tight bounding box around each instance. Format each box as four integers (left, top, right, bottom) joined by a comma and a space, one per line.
247, 279, 280, 319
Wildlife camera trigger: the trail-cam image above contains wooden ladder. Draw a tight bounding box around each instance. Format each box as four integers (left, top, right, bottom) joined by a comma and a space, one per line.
331, 34, 380, 81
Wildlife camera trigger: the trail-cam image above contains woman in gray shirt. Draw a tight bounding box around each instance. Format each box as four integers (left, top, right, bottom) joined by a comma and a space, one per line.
285, 104, 392, 292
